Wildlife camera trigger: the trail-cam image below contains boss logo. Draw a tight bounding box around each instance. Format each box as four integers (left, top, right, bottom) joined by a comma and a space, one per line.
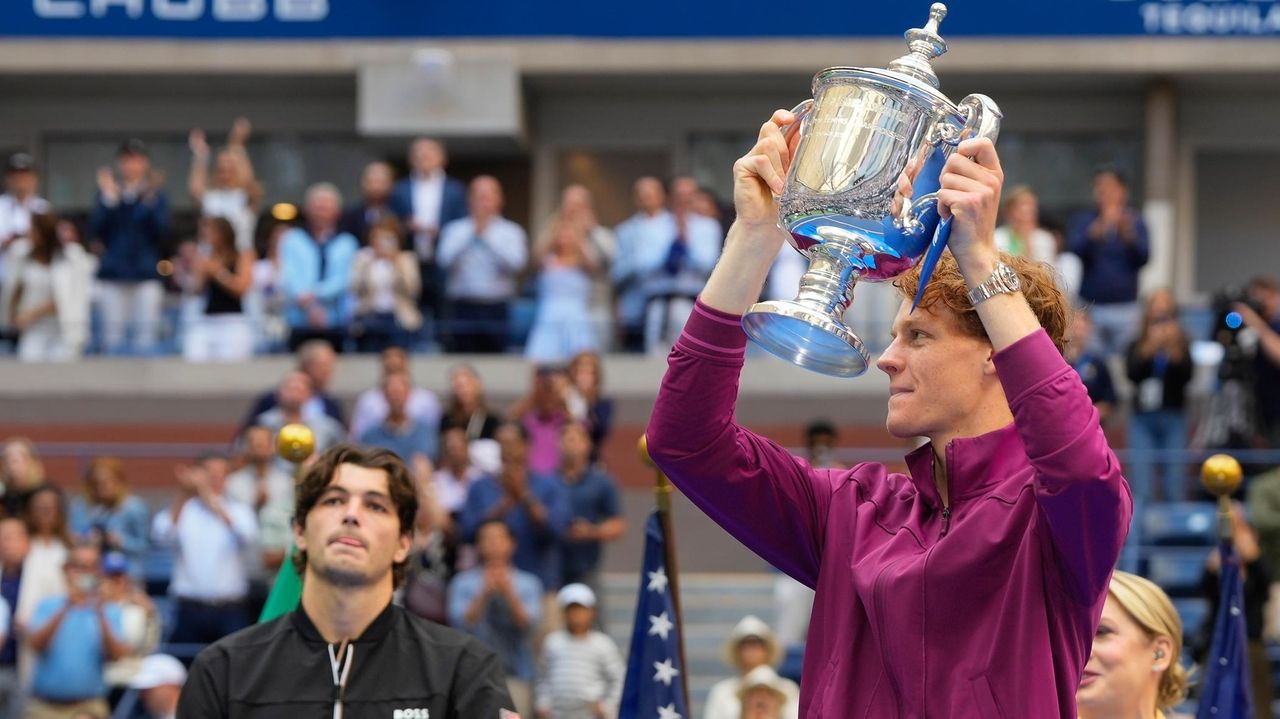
393, 710, 430, 719
33, 0, 329, 22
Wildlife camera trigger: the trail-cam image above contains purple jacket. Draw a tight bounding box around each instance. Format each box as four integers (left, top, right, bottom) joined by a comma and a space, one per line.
646, 301, 1132, 718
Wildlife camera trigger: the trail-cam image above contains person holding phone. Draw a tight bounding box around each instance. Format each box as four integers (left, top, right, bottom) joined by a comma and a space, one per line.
24, 543, 128, 719
645, 109, 1132, 717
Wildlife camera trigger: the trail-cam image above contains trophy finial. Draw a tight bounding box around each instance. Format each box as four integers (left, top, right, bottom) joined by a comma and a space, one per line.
888, 3, 950, 89
1202, 453, 1244, 498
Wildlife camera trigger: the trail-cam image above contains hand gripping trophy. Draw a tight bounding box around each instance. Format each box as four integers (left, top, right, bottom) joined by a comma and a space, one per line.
742, 3, 1002, 377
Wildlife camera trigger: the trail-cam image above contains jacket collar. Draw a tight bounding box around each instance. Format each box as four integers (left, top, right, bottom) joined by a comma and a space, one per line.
905, 422, 1028, 508
291, 599, 397, 645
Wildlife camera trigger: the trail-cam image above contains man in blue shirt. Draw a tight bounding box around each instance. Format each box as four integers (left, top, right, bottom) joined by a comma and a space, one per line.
558, 423, 625, 590
25, 543, 127, 718
359, 370, 440, 464
447, 519, 542, 719
1066, 168, 1150, 357
280, 182, 359, 353
460, 421, 569, 591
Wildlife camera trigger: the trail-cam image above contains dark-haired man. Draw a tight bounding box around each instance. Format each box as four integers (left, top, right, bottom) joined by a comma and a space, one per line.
178, 444, 514, 717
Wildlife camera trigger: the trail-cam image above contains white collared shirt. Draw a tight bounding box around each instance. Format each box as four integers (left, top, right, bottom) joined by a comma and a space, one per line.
411, 172, 445, 259
436, 216, 528, 301
151, 496, 258, 602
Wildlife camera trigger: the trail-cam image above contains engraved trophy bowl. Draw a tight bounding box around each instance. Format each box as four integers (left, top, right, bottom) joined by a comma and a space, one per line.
741, 3, 1002, 377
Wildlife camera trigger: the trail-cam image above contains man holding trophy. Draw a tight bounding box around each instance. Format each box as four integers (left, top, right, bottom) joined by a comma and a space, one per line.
646, 5, 1131, 716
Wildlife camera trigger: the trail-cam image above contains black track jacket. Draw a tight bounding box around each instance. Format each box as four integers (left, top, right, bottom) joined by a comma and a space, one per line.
177, 603, 514, 718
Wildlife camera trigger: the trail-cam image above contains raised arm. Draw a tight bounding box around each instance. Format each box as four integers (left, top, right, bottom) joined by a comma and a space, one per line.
646, 110, 839, 588
188, 129, 210, 204
941, 138, 1131, 603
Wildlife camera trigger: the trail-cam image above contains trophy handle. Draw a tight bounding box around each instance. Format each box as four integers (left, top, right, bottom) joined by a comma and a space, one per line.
908, 95, 1002, 311
779, 99, 814, 144
952, 93, 1002, 146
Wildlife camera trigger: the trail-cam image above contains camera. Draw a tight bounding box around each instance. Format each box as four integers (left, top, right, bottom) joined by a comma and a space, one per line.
1212, 286, 1264, 382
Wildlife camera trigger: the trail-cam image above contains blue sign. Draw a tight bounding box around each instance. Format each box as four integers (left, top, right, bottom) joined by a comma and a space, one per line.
5, 0, 1280, 38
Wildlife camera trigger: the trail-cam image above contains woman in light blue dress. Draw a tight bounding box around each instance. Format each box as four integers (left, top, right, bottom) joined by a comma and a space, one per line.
525, 220, 602, 364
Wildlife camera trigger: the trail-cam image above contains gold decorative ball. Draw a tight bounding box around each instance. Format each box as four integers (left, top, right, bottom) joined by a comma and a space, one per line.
276, 423, 316, 464
1201, 453, 1243, 497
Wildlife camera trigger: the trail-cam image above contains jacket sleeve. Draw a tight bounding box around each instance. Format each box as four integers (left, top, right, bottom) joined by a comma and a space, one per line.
177, 646, 230, 719
450, 641, 516, 718
1247, 475, 1280, 532
1128, 213, 1150, 267
645, 300, 839, 588
994, 330, 1133, 605
90, 194, 115, 243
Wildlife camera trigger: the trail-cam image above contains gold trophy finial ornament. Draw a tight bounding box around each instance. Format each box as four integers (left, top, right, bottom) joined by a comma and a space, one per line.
1201, 453, 1244, 498
276, 423, 316, 464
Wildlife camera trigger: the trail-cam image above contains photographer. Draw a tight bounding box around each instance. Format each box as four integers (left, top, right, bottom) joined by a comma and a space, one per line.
1235, 277, 1280, 446
24, 543, 127, 719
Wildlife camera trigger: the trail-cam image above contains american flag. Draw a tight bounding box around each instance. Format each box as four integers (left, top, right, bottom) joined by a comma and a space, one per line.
619, 512, 688, 719
1196, 538, 1253, 719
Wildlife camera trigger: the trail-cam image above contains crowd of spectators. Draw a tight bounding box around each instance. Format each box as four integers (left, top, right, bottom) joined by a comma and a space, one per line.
0, 345, 628, 718
0, 122, 736, 363
8, 121, 1280, 717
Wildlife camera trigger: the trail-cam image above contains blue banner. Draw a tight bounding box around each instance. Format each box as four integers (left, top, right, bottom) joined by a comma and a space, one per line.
4, 0, 1280, 39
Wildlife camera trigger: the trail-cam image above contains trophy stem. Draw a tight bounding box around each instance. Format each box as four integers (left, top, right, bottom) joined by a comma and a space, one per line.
741, 236, 870, 378
794, 247, 859, 319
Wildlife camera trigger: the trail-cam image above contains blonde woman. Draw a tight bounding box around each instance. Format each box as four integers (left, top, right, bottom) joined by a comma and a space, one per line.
1077, 571, 1191, 719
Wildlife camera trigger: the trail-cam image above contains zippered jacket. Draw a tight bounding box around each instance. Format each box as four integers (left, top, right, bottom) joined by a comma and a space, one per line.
646, 301, 1132, 718
177, 603, 514, 718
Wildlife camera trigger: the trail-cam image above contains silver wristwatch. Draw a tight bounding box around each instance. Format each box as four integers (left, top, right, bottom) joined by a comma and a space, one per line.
967, 262, 1021, 305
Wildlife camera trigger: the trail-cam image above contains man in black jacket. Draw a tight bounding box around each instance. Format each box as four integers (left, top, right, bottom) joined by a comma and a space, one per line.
178, 444, 514, 718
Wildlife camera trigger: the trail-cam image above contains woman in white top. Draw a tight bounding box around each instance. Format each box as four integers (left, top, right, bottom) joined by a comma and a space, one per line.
188, 117, 261, 253
0, 213, 94, 362
16, 486, 71, 625
350, 216, 422, 353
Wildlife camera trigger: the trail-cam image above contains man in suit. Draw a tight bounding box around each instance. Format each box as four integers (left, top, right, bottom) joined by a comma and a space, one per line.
340, 161, 404, 246
392, 139, 468, 348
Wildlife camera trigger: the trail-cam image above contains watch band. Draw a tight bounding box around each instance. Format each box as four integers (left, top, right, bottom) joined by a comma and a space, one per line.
967, 262, 1021, 306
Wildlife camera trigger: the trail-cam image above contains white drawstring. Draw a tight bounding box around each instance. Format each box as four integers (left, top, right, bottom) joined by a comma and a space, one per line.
328, 640, 354, 719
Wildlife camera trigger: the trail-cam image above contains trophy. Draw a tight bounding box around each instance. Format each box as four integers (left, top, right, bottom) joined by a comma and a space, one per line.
741, 3, 1002, 377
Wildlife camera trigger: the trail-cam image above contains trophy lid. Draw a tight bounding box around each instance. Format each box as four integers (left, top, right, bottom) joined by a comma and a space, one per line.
887, 3, 949, 89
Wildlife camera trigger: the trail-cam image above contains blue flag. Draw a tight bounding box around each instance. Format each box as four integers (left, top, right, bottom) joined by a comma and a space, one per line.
619, 512, 689, 719
1196, 538, 1253, 719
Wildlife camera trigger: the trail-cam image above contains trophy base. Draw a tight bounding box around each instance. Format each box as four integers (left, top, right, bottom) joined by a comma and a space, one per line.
741, 300, 871, 378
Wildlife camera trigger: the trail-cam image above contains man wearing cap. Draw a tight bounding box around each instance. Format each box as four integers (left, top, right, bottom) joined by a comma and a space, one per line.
736, 666, 792, 719
534, 582, 624, 719
91, 139, 169, 355
0, 152, 51, 345
129, 654, 186, 719
703, 616, 798, 719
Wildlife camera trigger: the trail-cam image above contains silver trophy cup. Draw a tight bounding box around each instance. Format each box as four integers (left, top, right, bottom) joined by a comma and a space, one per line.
741, 3, 1002, 377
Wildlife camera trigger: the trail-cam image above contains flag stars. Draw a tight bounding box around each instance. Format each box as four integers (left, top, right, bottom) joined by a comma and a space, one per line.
657, 703, 683, 719
653, 658, 680, 687
648, 612, 674, 641
647, 567, 669, 594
